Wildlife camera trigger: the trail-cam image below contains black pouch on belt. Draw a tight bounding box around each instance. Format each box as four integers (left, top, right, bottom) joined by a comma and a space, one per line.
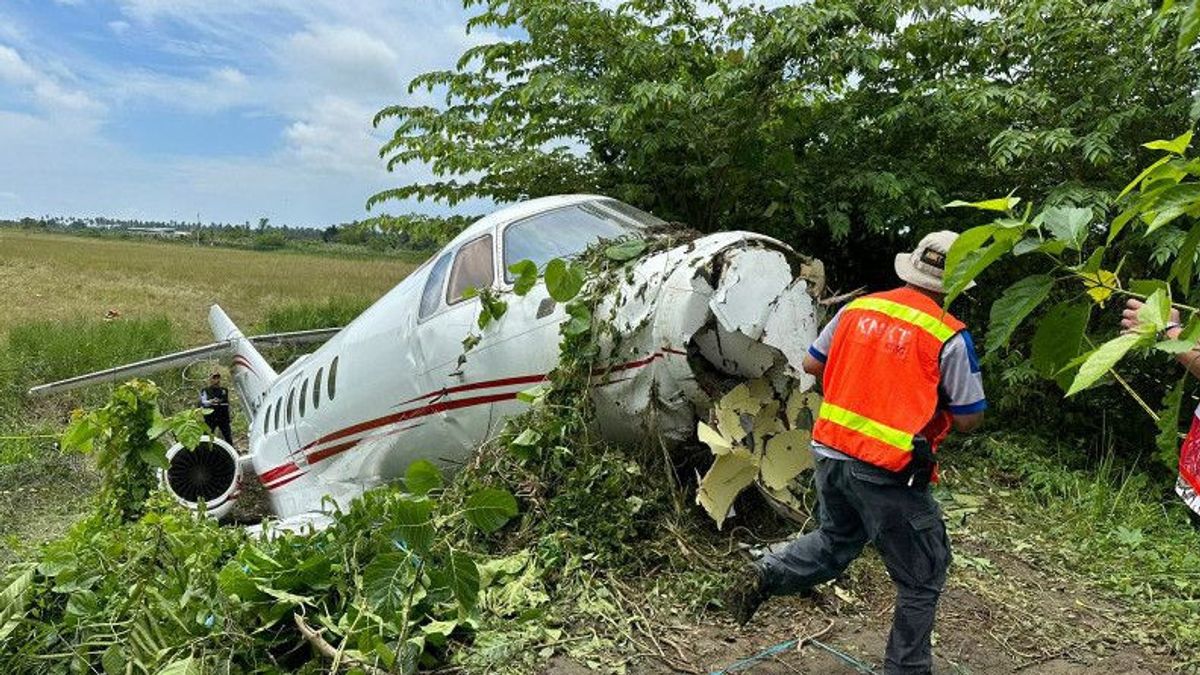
904, 437, 935, 488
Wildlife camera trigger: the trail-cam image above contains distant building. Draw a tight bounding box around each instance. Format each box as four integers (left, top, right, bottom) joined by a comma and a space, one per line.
126, 227, 191, 238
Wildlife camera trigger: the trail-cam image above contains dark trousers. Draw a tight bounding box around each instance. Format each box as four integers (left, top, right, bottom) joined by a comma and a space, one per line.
756, 456, 951, 675
204, 415, 233, 444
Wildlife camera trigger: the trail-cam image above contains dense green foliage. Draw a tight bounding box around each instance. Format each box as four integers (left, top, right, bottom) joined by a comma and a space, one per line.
0, 382, 523, 674
373, 0, 1196, 285
944, 132, 1200, 470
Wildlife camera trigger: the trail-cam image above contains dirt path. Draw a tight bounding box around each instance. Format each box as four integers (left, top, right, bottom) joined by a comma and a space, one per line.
543, 521, 1175, 675
621, 540, 1172, 675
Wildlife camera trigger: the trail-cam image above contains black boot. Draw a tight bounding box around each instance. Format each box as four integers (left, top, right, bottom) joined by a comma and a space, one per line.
723, 564, 767, 626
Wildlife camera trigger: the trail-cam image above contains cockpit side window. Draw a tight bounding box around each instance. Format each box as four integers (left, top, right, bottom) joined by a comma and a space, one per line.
502, 203, 639, 281
446, 234, 495, 304
419, 252, 452, 320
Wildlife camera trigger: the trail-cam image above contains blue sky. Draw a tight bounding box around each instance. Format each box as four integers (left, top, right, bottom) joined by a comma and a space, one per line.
0, 1, 499, 226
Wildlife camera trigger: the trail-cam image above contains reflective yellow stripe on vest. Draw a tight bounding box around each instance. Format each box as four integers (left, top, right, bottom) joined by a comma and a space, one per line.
817, 402, 914, 452
847, 297, 957, 342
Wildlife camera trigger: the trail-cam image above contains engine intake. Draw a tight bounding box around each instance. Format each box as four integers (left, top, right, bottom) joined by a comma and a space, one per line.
160, 436, 242, 519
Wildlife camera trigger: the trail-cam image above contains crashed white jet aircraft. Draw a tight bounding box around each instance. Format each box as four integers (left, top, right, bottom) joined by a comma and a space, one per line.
31, 195, 824, 530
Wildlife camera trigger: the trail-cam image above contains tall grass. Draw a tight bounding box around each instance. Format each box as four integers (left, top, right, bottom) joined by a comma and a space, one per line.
255, 296, 373, 333
957, 434, 1200, 664
0, 317, 180, 460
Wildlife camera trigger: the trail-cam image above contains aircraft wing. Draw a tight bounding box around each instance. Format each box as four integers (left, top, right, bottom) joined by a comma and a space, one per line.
26, 327, 342, 397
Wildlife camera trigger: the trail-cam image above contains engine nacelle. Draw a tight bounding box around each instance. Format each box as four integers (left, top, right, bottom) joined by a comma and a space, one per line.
160, 436, 242, 520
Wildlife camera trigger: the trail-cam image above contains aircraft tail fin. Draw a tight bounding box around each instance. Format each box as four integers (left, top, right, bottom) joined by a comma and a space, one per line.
209, 304, 276, 418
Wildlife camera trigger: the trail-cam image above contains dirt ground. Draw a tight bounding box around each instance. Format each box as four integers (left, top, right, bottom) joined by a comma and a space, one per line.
546, 531, 1175, 674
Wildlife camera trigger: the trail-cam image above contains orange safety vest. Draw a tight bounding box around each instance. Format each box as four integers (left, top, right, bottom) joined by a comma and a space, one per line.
812, 287, 965, 472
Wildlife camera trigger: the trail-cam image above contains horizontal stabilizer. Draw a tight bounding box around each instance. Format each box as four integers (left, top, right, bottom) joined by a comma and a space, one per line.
26, 326, 343, 398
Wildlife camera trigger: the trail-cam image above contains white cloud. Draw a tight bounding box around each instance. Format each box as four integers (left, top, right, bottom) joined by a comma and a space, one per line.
0, 43, 104, 116
108, 20, 131, 36
112, 66, 255, 113
0, 44, 37, 83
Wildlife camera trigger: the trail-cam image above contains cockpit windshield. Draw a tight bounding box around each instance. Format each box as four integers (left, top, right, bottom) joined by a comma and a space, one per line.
502, 199, 666, 280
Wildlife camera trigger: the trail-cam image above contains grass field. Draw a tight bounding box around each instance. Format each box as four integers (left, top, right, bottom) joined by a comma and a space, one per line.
0, 229, 419, 342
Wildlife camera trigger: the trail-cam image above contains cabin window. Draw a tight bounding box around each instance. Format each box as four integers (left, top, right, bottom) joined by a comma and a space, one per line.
313, 368, 323, 409
262, 405, 270, 435
446, 234, 495, 304
273, 397, 282, 431
299, 379, 309, 416
502, 203, 639, 280
287, 389, 295, 424
328, 357, 338, 400
419, 253, 452, 320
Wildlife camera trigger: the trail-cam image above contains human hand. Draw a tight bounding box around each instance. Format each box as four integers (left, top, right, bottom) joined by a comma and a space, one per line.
1121, 298, 1182, 336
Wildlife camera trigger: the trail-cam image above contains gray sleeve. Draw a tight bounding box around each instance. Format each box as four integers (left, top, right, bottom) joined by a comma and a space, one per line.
807, 309, 844, 362
939, 331, 987, 414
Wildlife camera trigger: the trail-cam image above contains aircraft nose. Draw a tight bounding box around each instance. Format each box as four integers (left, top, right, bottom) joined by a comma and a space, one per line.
590, 236, 824, 448
691, 244, 821, 381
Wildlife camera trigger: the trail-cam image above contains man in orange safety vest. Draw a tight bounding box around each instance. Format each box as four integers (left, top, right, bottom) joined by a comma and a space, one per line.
726, 231, 986, 675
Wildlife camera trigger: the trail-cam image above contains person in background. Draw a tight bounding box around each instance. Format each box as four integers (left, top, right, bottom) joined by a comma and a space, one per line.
199, 371, 233, 444
725, 231, 987, 675
1120, 298, 1200, 527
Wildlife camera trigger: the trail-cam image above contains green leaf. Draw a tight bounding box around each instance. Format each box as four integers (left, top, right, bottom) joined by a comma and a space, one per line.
1156, 375, 1187, 468
217, 560, 265, 603
1107, 203, 1143, 244
1154, 339, 1197, 354
363, 551, 418, 613
1137, 289, 1172, 331
516, 383, 550, 404
405, 460, 442, 496
155, 657, 198, 675
986, 275, 1055, 354
944, 196, 1021, 212
391, 498, 435, 555
1118, 155, 1172, 201
1012, 237, 1068, 257
137, 444, 169, 470
1171, 221, 1200, 295
944, 224, 998, 291
463, 488, 519, 533
446, 550, 480, 611
101, 644, 126, 675
1145, 183, 1200, 233
1129, 279, 1171, 298
1066, 332, 1148, 396
1041, 206, 1092, 250
544, 259, 585, 302
1031, 302, 1091, 379
1143, 131, 1194, 155
604, 239, 647, 261
508, 259, 538, 296
562, 302, 591, 336
1182, 3, 1200, 53
60, 417, 100, 454
945, 236, 1014, 304
420, 619, 459, 647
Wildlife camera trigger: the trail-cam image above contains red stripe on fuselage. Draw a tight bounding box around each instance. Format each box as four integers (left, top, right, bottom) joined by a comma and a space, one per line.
267, 471, 306, 490
261, 350, 682, 487
259, 461, 299, 483
232, 355, 258, 377
397, 373, 549, 406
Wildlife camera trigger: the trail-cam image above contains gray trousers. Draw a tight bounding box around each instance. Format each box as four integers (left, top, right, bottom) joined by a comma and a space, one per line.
757, 456, 950, 675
